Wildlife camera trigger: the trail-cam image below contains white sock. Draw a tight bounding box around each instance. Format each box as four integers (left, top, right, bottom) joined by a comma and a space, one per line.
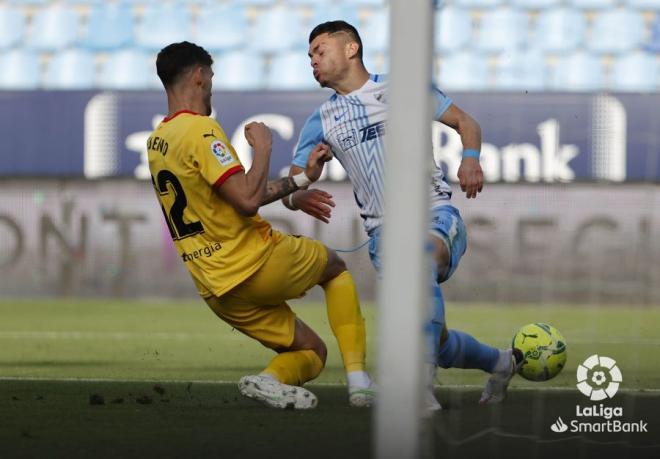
492, 349, 512, 374
347, 371, 371, 389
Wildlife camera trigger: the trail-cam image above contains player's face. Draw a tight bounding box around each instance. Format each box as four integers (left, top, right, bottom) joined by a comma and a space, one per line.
308, 33, 351, 88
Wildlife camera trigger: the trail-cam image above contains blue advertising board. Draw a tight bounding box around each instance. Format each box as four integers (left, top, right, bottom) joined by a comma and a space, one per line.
1, 91, 658, 182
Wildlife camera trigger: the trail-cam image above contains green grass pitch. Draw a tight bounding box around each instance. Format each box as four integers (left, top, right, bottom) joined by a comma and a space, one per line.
1, 300, 659, 458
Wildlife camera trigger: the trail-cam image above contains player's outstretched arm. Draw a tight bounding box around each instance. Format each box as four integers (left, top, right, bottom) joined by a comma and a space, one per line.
439, 104, 484, 199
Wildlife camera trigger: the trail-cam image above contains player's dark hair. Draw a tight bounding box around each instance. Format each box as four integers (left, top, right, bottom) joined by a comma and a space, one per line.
309, 20, 363, 60
156, 41, 213, 89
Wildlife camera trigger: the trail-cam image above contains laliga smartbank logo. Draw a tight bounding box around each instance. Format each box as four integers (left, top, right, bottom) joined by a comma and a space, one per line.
549, 354, 648, 434
576, 354, 622, 400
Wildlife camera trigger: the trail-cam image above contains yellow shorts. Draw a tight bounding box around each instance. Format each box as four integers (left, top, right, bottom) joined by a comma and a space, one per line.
203, 231, 328, 350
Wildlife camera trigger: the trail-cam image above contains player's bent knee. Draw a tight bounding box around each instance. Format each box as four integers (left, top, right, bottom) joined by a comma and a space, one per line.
318, 247, 347, 285
431, 236, 450, 280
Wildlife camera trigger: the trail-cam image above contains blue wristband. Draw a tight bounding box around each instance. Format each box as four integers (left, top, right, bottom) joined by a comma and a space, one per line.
462, 149, 480, 159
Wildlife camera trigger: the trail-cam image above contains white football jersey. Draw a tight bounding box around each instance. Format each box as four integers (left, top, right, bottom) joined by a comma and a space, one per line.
292, 74, 453, 234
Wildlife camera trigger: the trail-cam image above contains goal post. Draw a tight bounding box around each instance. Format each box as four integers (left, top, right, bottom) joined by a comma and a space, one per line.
374, 0, 435, 458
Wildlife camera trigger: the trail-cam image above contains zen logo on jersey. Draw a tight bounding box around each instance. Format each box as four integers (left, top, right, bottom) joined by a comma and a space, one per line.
359, 121, 386, 143
210, 140, 235, 166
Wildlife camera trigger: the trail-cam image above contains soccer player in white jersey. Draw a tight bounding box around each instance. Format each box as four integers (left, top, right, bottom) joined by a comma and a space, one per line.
283, 21, 522, 408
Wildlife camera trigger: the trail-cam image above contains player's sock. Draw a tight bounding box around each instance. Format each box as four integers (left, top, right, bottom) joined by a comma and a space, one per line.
262, 350, 324, 386
436, 329, 500, 373
322, 271, 367, 373
347, 370, 371, 389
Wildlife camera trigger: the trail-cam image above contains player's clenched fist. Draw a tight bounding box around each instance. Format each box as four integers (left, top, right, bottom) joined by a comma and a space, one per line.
244, 122, 272, 151
304, 143, 333, 183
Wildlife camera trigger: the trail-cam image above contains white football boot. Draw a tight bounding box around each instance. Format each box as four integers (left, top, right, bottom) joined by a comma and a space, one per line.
348, 382, 377, 408
238, 375, 317, 410
479, 348, 524, 405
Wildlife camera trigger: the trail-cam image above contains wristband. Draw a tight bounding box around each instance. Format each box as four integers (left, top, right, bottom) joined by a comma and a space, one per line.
292, 172, 311, 189
288, 192, 298, 210
462, 149, 480, 160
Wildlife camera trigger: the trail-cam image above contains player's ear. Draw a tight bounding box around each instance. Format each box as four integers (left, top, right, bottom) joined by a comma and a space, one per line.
191, 65, 204, 87
345, 41, 360, 60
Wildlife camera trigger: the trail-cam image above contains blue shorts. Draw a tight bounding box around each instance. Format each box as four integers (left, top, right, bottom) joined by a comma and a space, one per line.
367, 205, 467, 283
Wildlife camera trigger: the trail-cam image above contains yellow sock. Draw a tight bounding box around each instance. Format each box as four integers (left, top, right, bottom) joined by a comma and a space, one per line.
262, 350, 324, 386
322, 271, 367, 373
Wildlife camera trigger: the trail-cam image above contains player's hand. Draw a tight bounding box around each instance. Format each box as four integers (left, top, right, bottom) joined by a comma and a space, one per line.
292, 189, 335, 224
304, 143, 333, 183
244, 122, 272, 152
457, 157, 484, 199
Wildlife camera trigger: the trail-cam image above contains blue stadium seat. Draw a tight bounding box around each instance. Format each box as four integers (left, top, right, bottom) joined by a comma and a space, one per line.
44, 49, 95, 89
267, 52, 317, 90
193, 4, 247, 52
629, 0, 660, 8
361, 10, 389, 52
436, 51, 488, 91
249, 7, 305, 53
82, 4, 133, 51
476, 7, 528, 52
99, 49, 153, 89
494, 49, 547, 90
135, 4, 192, 52
27, 5, 80, 51
0, 6, 25, 49
454, 0, 502, 8
435, 7, 471, 53
551, 52, 604, 91
645, 15, 660, 53
0, 49, 40, 89
213, 51, 265, 90
535, 7, 586, 53
288, 0, 323, 5
572, 0, 616, 9
511, 0, 560, 8
587, 8, 644, 54
235, 0, 276, 6
8, 0, 48, 5
363, 52, 388, 74
311, 5, 361, 29
611, 52, 658, 92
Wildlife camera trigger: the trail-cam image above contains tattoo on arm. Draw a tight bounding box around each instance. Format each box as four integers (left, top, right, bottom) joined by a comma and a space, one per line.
260, 177, 298, 206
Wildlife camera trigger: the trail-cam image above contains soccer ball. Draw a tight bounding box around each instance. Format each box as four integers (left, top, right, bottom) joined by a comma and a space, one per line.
512, 323, 567, 382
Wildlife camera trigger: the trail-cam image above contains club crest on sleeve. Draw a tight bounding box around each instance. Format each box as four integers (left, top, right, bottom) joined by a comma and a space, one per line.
210, 139, 235, 166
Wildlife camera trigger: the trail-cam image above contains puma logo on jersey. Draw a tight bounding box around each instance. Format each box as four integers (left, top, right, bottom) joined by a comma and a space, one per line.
203, 129, 217, 139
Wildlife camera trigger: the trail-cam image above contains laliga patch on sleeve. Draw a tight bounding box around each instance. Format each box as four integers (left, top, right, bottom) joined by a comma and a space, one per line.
210, 140, 235, 166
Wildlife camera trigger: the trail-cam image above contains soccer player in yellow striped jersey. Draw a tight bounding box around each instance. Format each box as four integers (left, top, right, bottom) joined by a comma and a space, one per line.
148, 41, 374, 409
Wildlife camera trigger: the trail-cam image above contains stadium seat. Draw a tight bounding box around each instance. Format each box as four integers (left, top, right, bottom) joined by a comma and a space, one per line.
82, 4, 134, 51
454, 0, 502, 8
361, 10, 389, 53
311, 5, 361, 29
7, 0, 47, 5
434, 6, 472, 53
572, 0, 616, 9
343, 0, 385, 6
287, 0, 323, 5
193, 4, 247, 52
629, 0, 660, 8
550, 52, 604, 91
267, 52, 317, 90
535, 7, 586, 53
511, 0, 560, 8
44, 48, 96, 89
135, 4, 192, 52
494, 49, 547, 90
587, 8, 644, 54
27, 5, 80, 51
476, 7, 528, 52
0, 49, 40, 89
645, 15, 660, 53
248, 7, 305, 53
436, 51, 488, 91
0, 5, 25, 49
99, 49, 153, 89
611, 52, 658, 92
213, 51, 265, 90
235, 0, 276, 6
